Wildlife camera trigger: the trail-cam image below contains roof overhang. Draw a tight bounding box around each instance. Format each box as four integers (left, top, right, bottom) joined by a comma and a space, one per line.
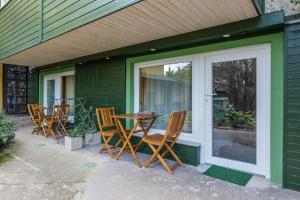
1, 0, 266, 67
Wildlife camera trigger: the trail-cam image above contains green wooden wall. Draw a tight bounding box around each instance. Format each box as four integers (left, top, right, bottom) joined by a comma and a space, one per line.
284, 23, 300, 192
0, 0, 40, 59
0, 0, 140, 60
75, 58, 126, 114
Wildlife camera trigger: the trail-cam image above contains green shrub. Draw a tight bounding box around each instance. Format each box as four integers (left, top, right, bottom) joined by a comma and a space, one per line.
213, 104, 227, 126
225, 108, 256, 129
68, 106, 97, 138
0, 109, 16, 146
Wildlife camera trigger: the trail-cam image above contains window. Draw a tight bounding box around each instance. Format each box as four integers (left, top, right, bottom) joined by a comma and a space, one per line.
137, 61, 192, 133
0, 0, 9, 8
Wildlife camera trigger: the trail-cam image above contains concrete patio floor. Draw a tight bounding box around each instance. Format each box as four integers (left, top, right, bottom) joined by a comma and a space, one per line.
0, 125, 300, 200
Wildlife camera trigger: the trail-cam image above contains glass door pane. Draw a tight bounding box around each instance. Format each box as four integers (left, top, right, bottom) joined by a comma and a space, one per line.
47, 80, 55, 115
212, 58, 257, 164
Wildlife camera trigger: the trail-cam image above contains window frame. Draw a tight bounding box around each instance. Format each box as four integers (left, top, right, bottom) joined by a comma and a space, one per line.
134, 55, 199, 142
0, 0, 9, 9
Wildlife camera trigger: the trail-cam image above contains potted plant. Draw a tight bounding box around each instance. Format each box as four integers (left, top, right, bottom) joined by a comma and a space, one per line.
79, 106, 100, 146
69, 105, 100, 147
65, 127, 83, 151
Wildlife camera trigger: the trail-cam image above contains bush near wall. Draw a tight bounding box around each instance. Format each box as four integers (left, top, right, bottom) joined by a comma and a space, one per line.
0, 109, 16, 146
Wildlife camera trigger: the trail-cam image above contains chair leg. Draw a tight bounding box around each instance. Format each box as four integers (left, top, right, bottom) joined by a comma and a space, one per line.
146, 143, 173, 174
99, 135, 113, 153
100, 135, 114, 158
114, 133, 125, 149
144, 144, 159, 168
165, 143, 184, 167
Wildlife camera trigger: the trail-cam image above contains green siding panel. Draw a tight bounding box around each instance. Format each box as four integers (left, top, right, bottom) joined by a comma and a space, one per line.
0, 0, 140, 60
0, 0, 40, 59
75, 58, 126, 114
284, 22, 300, 192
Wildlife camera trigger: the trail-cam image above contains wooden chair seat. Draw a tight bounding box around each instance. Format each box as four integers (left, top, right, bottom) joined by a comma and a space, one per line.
143, 133, 165, 145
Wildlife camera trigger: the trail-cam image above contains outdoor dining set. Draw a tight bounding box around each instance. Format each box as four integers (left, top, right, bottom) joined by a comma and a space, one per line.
27, 103, 187, 174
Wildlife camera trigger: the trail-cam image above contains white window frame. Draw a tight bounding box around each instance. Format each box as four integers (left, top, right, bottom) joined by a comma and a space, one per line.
43, 71, 75, 108
134, 56, 201, 142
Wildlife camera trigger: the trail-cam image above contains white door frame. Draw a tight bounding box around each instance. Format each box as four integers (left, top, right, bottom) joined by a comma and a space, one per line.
43, 71, 75, 107
203, 44, 271, 178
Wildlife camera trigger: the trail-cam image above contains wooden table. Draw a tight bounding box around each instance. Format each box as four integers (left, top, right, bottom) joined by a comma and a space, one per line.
115, 113, 159, 167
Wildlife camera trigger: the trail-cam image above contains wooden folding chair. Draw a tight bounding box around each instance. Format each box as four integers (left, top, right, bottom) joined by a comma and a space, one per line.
142, 111, 187, 174
27, 103, 45, 135
44, 105, 69, 139
96, 107, 127, 158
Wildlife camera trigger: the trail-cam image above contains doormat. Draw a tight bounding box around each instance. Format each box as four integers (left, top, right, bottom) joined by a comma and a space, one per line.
203, 165, 252, 186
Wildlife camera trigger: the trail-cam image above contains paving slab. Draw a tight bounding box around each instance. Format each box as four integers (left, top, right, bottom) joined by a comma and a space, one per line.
0, 125, 299, 200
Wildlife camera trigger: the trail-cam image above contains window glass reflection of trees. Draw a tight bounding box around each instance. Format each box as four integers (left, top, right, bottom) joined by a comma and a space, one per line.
140, 62, 192, 133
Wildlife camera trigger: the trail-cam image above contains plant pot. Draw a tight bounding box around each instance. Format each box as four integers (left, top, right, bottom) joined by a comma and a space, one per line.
84, 132, 101, 146
65, 136, 83, 151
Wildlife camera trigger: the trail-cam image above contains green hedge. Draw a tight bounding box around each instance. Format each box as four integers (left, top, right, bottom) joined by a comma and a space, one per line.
0, 109, 16, 146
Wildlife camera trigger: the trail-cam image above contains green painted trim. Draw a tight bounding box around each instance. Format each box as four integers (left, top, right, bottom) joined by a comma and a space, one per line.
0, 64, 3, 109
126, 33, 284, 184
38, 65, 75, 103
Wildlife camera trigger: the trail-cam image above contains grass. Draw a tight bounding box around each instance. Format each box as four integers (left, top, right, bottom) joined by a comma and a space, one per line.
0, 153, 12, 166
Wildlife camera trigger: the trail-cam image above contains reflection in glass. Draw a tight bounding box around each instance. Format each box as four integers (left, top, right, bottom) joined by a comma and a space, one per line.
212, 58, 256, 164
139, 62, 192, 133
47, 80, 55, 115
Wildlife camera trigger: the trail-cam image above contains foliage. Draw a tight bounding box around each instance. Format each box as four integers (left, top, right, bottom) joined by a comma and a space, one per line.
0, 109, 16, 146
291, 0, 300, 5
165, 63, 192, 81
68, 106, 97, 138
213, 104, 256, 129
213, 104, 227, 126
225, 108, 256, 129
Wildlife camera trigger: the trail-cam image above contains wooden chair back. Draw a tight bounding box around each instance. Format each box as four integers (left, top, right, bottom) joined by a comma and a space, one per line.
27, 103, 42, 123
60, 104, 70, 125
164, 111, 187, 141
95, 107, 117, 132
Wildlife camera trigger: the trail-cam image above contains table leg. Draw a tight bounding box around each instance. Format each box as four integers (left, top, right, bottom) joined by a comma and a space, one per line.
115, 118, 142, 168
134, 117, 157, 152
